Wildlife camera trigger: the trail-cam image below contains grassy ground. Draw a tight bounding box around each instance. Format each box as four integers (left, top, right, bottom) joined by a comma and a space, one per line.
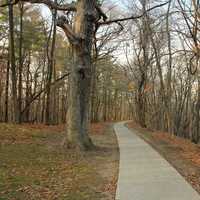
127, 121, 200, 194
0, 123, 119, 200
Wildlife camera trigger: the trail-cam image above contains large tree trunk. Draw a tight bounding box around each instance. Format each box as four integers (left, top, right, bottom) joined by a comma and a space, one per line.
65, 0, 95, 150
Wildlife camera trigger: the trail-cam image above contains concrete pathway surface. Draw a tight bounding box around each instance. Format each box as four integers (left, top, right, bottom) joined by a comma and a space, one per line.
114, 121, 200, 200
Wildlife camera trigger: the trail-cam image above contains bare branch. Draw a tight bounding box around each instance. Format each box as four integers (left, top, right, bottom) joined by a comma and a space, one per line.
99, 1, 170, 25
21, 72, 71, 115
57, 16, 82, 44
0, 0, 76, 11
0, 0, 19, 7
95, 4, 107, 22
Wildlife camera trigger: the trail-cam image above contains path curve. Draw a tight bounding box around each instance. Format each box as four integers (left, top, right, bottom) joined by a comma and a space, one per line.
114, 121, 200, 200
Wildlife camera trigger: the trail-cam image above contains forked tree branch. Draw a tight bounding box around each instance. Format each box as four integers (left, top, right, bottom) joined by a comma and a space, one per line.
0, 0, 169, 26
57, 16, 82, 44
95, 4, 107, 21
98, 1, 170, 25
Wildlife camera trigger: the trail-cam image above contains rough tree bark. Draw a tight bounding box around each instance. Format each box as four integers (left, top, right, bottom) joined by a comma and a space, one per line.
57, 0, 101, 149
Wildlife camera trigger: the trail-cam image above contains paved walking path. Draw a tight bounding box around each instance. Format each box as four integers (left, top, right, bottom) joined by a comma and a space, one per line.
114, 121, 200, 200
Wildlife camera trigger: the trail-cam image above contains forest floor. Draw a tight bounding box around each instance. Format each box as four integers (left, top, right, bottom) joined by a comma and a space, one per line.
127, 121, 200, 194
0, 123, 119, 200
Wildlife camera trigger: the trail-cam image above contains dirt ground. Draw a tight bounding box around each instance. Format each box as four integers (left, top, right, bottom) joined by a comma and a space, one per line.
0, 123, 119, 200
127, 121, 200, 194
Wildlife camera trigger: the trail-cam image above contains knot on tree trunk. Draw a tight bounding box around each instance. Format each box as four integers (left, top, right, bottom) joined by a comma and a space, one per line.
56, 15, 68, 27
85, 10, 98, 22
78, 68, 85, 79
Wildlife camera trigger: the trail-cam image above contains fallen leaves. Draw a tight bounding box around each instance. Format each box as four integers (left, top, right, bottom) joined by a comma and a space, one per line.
0, 122, 118, 200
90, 123, 108, 135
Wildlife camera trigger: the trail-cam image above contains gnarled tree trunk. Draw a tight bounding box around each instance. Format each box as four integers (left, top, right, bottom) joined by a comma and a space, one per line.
65, 0, 96, 150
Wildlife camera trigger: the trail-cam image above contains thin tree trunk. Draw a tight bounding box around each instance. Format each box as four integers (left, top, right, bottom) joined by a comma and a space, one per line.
8, 0, 19, 123
45, 7, 57, 125
166, 0, 173, 133
4, 59, 9, 122
18, 2, 24, 123
24, 53, 31, 122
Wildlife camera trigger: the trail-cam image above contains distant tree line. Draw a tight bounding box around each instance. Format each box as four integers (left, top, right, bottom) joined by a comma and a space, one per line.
1, 0, 200, 148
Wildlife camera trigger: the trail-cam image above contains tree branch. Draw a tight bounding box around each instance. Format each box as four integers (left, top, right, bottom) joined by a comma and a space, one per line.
98, 1, 170, 25
95, 4, 107, 22
57, 16, 82, 44
0, 0, 76, 11
21, 72, 71, 115
0, 0, 19, 7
